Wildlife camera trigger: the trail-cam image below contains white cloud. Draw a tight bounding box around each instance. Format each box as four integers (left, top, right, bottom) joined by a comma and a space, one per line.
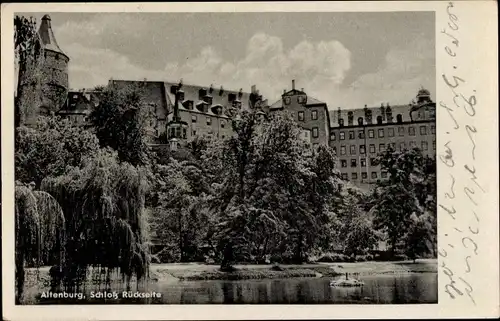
161, 33, 352, 105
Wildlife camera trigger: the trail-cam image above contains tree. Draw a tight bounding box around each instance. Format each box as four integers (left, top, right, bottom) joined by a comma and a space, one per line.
336, 187, 379, 257
404, 213, 434, 262
15, 116, 100, 188
369, 147, 436, 258
89, 84, 151, 167
40, 149, 151, 291
14, 15, 44, 127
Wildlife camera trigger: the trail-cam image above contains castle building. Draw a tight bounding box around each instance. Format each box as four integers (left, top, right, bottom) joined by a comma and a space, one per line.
328, 88, 436, 190
107, 79, 268, 145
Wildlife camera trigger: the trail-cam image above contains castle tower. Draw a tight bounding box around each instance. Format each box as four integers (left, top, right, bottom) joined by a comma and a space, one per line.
38, 14, 70, 115
165, 80, 189, 150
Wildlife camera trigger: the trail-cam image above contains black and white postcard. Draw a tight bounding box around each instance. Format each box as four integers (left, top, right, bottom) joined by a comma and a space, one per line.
1, 1, 498, 320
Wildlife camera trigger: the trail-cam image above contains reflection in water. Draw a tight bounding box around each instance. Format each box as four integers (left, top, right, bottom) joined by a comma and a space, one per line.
36, 274, 437, 305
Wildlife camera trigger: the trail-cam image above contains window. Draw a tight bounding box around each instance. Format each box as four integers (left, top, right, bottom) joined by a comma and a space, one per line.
397, 114, 403, 123
368, 129, 374, 138
331, 132, 336, 141
361, 158, 367, 167
362, 172, 368, 179
379, 143, 385, 152
433, 140, 436, 150
420, 126, 427, 135
369, 144, 376, 154
398, 126, 405, 136
341, 160, 347, 168
351, 159, 357, 167
340, 132, 345, 140
400, 142, 406, 151
377, 116, 383, 125
340, 145, 346, 155
370, 158, 377, 166
352, 173, 358, 180
371, 172, 378, 179
388, 128, 395, 137
410, 141, 417, 148
192, 129, 197, 136
349, 145, 356, 155
381, 171, 388, 178
358, 117, 364, 125
182, 128, 187, 139
178, 91, 185, 101
207, 117, 212, 125
409, 126, 416, 136
358, 130, 365, 139
417, 111, 422, 119
221, 135, 225, 139
298, 111, 305, 121
349, 131, 355, 140
312, 110, 318, 120
341, 173, 348, 180
312, 127, 319, 138
378, 128, 384, 138
191, 115, 197, 123
221, 120, 225, 128
360, 145, 366, 154
431, 125, 436, 134
421, 141, 429, 150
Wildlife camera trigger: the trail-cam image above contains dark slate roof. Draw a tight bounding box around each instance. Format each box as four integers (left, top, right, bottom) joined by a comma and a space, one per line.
38, 14, 68, 58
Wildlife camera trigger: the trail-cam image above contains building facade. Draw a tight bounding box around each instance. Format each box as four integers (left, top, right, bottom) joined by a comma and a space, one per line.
329, 89, 436, 190
269, 80, 331, 148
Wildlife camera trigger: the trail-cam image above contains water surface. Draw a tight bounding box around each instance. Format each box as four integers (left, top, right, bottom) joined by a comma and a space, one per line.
37, 273, 437, 304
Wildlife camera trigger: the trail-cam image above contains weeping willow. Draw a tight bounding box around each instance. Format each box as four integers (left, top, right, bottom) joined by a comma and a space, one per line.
32, 191, 66, 267
40, 150, 151, 291
15, 183, 41, 304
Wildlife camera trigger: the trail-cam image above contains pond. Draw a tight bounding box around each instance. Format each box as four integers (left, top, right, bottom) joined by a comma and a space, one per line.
36, 273, 437, 304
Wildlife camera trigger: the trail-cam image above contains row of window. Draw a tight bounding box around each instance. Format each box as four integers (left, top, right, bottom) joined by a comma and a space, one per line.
339, 158, 377, 168
331, 125, 435, 141
191, 115, 227, 128
297, 110, 318, 121
340, 171, 387, 180
190, 129, 226, 139
334, 140, 435, 156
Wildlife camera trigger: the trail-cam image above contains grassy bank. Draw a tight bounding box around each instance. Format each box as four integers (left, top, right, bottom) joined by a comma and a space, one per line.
150, 259, 437, 281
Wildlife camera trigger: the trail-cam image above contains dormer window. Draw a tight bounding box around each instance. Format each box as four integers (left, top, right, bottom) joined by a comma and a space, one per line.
182, 100, 193, 110
232, 100, 242, 109
284, 96, 291, 105
339, 118, 344, 127
396, 114, 403, 123
228, 93, 236, 102
358, 117, 364, 125
203, 95, 213, 105
377, 116, 383, 125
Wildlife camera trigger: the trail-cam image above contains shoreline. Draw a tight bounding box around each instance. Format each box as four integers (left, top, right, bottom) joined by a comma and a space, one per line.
24, 259, 437, 287
151, 259, 437, 281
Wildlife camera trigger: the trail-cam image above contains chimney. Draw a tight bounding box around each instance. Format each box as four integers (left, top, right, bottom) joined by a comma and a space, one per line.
301, 88, 304, 92
283, 89, 286, 94
251, 85, 256, 93
292, 80, 295, 90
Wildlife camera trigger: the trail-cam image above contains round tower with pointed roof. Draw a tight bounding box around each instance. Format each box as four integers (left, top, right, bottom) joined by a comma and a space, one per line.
38, 14, 69, 114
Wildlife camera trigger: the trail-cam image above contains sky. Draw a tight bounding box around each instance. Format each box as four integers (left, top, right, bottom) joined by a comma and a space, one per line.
19, 12, 435, 109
